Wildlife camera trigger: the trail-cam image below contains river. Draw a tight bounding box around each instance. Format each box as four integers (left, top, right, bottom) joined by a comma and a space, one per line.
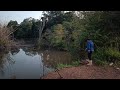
0, 47, 72, 79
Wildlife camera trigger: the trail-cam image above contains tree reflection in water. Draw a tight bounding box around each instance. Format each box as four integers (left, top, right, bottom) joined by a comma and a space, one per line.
0, 52, 7, 76
22, 47, 38, 57
0, 47, 72, 78
40, 50, 72, 69
0, 51, 15, 77
10, 48, 20, 55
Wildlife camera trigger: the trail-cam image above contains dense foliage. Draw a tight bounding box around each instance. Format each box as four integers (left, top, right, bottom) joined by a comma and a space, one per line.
6, 11, 120, 63
7, 17, 41, 39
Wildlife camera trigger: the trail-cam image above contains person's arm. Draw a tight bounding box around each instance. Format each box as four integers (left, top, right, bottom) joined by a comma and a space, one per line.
87, 43, 91, 52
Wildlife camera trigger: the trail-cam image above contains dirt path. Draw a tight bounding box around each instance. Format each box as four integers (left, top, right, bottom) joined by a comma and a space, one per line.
42, 65, 120, 79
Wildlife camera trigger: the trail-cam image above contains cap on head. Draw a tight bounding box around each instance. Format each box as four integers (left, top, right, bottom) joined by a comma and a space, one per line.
86, 37, 91, 41
87, 38, 91, 40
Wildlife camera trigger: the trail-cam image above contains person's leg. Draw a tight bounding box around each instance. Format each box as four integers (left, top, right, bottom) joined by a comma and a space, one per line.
89, 51, 92, 60
88, 52, 91, 60
88, 51, 92, 59
86, 51, 90, 61
87, 51, 92, 65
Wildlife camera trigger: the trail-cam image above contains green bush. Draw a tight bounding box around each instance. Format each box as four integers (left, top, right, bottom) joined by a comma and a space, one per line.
105, 48, 120, 62
93, 47, 120, 64
93, 47, 106, 61
94, 59, 108, 66
71, 60, 80, 66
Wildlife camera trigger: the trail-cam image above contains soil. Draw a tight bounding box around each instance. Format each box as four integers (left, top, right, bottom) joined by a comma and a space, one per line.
42, 64, 120, 79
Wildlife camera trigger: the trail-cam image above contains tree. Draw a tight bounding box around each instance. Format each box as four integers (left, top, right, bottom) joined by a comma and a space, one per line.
7, 20, 18, 28
11, 17, 41, 39
50, 24, 65, 49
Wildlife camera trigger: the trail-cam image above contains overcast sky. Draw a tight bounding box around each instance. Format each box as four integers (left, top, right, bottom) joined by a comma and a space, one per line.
0, 11, 42, 25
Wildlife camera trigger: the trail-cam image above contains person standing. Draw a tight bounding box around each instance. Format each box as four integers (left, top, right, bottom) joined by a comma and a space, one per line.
85, 38, 94, 65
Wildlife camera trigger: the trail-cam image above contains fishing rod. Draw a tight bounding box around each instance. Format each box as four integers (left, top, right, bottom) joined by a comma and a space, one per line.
55, 68, 63, 79
40, 52, 63, 79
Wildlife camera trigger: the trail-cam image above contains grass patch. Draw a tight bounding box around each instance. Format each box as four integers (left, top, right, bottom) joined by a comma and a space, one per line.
57, 64, 73, 69
57, 60, 80, 69
94, 59, 109, 66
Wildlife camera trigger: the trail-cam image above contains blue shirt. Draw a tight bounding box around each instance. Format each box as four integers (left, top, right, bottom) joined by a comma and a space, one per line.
86, 40, 94, 52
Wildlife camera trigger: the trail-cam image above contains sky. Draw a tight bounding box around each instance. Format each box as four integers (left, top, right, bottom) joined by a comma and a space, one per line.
0, 11, 43, 25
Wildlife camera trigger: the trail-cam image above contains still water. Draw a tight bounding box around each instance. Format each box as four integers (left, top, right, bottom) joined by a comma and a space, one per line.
0, 48, 72, 79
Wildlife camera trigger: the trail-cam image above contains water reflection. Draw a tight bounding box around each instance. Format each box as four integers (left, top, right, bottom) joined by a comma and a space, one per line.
0, 51, 15, 78
11, 48, 20, 55
0, 48, 72, 79
41, 50, 72, 68
22, 47, 38, 56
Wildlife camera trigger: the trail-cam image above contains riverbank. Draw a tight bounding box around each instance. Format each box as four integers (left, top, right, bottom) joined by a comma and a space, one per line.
42, 64, 120, 79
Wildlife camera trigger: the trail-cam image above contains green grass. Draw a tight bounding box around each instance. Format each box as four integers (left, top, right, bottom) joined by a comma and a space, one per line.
94, 59, 108, 66
57, 64, 73, 69
57, 60, 80, 69
57, 59, 109, 69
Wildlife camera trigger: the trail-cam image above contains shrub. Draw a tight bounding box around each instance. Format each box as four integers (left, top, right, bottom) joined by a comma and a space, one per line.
105, 48, 120, 62
0, 25, 15, 51
92, 47, 106, 61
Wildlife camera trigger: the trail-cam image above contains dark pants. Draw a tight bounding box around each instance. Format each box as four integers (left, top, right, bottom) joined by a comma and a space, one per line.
88, 51, 92, 60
